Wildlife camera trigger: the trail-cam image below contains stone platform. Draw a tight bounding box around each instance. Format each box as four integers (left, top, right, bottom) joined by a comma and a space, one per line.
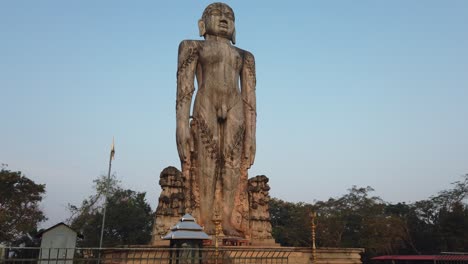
102, 246, 364, 264
288, 247, 364, 264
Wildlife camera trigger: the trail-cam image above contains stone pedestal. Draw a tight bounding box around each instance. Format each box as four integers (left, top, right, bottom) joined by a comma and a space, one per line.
151, 167, 276, 245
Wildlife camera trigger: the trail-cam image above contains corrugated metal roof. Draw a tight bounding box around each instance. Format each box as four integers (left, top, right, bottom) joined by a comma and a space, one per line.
162, 230, 211, 240
181, 214, 195, 221
372, 255, 436, 261
36, 222, 77, 237
372, 255, 468, 261
162, 214, 210, 240
436, 255, 468, 261
172, 220, 204, 231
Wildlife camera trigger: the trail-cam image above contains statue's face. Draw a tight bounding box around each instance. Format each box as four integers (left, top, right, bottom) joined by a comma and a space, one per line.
203, 4, 235, 40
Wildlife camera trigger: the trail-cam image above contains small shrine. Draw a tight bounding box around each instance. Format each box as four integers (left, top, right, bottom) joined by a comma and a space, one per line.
162, 213, 210, 247
162, 214, 210, 264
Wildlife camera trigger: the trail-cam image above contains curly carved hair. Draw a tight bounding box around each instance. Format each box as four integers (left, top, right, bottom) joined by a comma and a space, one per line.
202, 2, 235, 21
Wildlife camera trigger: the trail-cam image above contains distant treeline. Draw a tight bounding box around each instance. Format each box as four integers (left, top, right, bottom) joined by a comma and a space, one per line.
2, 166, 467, 263
270, 174, 468, 261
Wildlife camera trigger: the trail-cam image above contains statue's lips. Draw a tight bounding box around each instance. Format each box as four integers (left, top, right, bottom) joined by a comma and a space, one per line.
219, 22, 228, 29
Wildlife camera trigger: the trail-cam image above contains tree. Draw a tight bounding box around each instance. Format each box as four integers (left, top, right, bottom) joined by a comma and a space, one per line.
0, 168, 46, 245
436, 201, 468, 252
68, 175, 154, 247
269, 175, 468, 260
269, 198, 312, 247
269, 186, 410, 259
314, 186, 409, 258
408, 174, 468, 253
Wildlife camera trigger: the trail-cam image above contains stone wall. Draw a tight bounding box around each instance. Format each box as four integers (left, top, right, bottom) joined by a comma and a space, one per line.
287, 247, 364, 264
102, 247, 364, 264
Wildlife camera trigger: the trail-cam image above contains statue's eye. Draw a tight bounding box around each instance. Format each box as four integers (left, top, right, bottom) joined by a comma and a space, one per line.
225, 13, 234, 20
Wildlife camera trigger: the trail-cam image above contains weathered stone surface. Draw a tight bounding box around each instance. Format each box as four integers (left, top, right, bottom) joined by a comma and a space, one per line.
102, 247, 364, 264
287, 248, 365, 264
175, 2, 255, 237
248, 175, 275, 245
151, 167, 185, 244
152, 2, 273, 244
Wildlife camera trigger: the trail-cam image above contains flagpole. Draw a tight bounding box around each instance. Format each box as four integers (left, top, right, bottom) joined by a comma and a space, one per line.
99, 138, 115, 249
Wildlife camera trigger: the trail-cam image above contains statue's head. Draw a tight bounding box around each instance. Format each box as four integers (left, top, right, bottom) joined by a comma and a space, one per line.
199, 2, 236, 44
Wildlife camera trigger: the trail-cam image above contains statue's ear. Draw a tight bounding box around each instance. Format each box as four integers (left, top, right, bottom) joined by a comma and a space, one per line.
198, 19, 206, 37
231, 27, 236, 45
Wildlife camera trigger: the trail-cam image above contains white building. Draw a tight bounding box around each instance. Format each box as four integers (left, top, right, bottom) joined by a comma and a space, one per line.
38, 223, 78, 264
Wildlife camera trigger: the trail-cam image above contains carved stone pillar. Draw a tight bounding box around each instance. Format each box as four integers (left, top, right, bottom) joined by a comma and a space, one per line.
151, 166, 185, 245
248, 175, 277, 246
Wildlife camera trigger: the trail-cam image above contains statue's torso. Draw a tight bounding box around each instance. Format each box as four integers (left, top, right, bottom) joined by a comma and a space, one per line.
194, 40, 244, 118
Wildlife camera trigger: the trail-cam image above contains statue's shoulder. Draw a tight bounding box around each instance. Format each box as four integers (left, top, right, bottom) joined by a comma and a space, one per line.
234, 48, 255, 69
234, 47, 255, 61
178, 40, 203, 51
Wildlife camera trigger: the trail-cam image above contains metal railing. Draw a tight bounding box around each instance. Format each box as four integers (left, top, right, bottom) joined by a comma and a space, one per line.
0, 247, 292, 264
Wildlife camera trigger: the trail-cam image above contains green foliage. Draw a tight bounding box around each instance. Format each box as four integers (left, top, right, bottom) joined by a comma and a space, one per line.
269, 198, 312, 247
0, 168, 46, 245
313, 186, 409, 258
269, 174, 468, 259
410, 174, 468, 253
68, 175, 154, 247
436, 202, 468, 252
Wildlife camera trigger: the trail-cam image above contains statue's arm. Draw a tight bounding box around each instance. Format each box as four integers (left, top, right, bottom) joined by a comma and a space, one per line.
176, 40, 199, 164
241, 51, 257, 167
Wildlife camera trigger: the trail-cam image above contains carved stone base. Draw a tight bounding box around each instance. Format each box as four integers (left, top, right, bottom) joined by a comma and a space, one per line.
151, 167, 276, 245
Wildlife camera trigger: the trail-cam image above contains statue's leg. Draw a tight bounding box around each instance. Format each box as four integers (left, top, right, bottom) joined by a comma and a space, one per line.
192, 103, 219, 234
221, 100, 248, 236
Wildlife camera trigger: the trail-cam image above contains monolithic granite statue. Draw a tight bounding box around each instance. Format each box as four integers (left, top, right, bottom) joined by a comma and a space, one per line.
153, 3, 274, 245
176, 2, 256, 236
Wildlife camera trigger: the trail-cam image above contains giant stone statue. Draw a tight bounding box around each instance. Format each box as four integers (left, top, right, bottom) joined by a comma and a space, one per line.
152, 3, 274, 245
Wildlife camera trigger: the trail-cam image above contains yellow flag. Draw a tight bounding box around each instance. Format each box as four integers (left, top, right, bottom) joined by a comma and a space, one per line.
110, 137, 115, 160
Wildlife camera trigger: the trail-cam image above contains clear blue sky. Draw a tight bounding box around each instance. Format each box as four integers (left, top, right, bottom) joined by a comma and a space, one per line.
1, 1, 467, 228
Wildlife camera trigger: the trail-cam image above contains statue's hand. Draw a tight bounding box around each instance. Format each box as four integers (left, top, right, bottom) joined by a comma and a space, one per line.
249, 146, 256, 166
176, 124, 191, 164
244, 141, 256, 167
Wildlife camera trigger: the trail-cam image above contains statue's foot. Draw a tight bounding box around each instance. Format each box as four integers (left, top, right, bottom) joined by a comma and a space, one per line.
202, 223, 216, 235
222, 225, 242, 237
